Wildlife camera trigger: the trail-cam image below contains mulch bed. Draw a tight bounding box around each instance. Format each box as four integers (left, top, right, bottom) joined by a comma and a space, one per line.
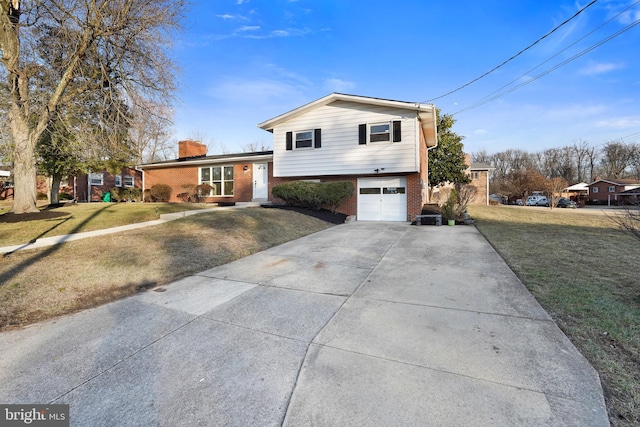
263, 205, 348, 225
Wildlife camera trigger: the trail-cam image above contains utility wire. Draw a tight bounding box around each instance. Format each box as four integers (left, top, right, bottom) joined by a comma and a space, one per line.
425, 0, 599, 103
461, 0, 640, 113
453, 16, 640, 114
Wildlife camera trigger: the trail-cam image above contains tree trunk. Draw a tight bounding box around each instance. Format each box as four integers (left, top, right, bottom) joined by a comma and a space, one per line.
50, 173, 62, 205
9, 111, 39, 213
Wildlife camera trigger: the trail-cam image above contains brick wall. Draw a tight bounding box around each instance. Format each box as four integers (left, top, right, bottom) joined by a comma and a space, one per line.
76, 167, 142, 202
178, 140, 207, 158
268, 171, 423, 221
469, 170, 489, 205
144, 162, 261, 203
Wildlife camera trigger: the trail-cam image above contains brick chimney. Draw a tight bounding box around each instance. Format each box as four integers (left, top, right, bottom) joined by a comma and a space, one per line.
178, 140, 207, 159
464, 153, 471, 167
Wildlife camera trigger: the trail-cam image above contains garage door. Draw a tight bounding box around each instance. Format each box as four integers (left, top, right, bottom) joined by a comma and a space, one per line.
357, 177, 407, 221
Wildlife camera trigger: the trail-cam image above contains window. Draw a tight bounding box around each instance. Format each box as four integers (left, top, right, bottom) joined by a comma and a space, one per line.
359, 121, 401, 144
89, 173, 103, 186
124, 176, 135, 187
286, 129, 321, 150
360, 188, 381, 194
200, 166, 234, 196
115, 175, 122, 187
608, 186, 616, 193
471, 171, 479, 180
296, 130, 313, 148
383, 187, 405, 194
370, 123, 390, 142
592, 187, 599, 193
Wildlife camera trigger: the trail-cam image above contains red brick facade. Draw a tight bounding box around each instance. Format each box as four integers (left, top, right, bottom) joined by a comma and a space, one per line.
178, 140, 207, 158
144, 161, 269, 203
268, 171, 424, 221
75, 167, 142, 202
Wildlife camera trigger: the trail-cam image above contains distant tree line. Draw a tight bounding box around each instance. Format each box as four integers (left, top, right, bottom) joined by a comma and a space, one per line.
472, 140, 640, 201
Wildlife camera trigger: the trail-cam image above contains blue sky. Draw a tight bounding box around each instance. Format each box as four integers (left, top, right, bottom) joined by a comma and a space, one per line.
170, 0, 640, 155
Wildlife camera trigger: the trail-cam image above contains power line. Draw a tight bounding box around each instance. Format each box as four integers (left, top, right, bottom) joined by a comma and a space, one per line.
453, 16, 640, 114
424, 0, 599, 103
459, 0, 640, 113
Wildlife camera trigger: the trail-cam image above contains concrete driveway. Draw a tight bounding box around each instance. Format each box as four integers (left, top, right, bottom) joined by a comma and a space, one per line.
0, 222, 608, 426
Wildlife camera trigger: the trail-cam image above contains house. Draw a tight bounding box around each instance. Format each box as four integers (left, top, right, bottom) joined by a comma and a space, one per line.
587, 178, 640, 205
463, 155, 493, 205
563, 182, 589, 199
74, 167, 143, 202
617, 187, 640, 205
138, 140, 273, 203
257, 93, 437, 221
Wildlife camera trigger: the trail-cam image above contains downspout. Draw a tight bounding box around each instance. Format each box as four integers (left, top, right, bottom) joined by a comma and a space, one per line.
87, 169, 91, 203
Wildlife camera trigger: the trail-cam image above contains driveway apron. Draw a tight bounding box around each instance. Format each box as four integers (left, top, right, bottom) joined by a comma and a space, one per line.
0, 222, 608, 426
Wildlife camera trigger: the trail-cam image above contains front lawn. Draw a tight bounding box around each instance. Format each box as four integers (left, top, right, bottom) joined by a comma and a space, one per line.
0, 207, 333, 331
469, 205, 639, 426
0, 202, 209, 246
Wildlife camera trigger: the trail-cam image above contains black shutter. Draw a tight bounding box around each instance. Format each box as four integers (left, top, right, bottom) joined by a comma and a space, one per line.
358, 124, 367, 145
286, 131, 293, 150
314, 128, 321, 148
393, 120, 401, 142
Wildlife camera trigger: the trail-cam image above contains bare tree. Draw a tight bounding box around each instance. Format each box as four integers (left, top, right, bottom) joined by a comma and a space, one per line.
545, 176, 568, 209
0, 0, 185, 213
599, 140, 636, 179
241, 141, 272, 153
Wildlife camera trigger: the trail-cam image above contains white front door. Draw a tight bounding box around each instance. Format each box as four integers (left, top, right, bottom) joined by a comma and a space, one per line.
357, 177, 407, 221
253, 163, 268, 200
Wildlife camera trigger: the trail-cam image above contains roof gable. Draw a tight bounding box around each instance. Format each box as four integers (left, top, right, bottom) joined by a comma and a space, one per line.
257, 93, 434, 131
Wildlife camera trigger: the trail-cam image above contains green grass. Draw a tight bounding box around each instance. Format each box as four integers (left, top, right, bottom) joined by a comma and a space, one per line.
469, 205, 640, 426
0, 201, 210, 246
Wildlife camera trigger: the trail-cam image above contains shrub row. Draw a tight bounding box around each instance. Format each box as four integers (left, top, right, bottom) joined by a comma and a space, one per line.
110, 187, 143, 202
272, 180, 354, 212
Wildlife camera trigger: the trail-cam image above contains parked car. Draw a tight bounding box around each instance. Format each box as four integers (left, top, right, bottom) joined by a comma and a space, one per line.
515, 199, 523, 206
556, 197, 577, 208
526, 195, 549, 206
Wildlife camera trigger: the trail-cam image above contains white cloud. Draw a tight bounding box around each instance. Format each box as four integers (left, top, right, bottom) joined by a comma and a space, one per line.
473, 129, 489, 135
208, 79, 305, 104
579, 61, 624, 76
236, 0, 247, 4
271, 30, 290, 37
324, 78, 355, 93
216, 14, 235, 20
596, 116, 640, 129
238, 26, 260, 32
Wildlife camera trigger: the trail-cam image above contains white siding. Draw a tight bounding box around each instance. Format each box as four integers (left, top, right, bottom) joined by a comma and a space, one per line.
273, 101, 420, 177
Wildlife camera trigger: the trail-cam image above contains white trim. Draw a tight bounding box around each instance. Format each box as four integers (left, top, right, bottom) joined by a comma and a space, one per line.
138, 154, 272, 170
258, 93, 433, 131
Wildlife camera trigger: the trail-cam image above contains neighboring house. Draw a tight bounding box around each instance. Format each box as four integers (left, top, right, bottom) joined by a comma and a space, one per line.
138, 140, 273, 203
464, 155, 493, 205
618, 187, 640, 205
587, 178, 640, 205
563, 182, 589, 199
75, 167, 143, 202
257, 93, 438, 221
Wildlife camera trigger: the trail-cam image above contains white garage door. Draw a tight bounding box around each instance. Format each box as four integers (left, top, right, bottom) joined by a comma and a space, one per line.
358, 177, 407, 221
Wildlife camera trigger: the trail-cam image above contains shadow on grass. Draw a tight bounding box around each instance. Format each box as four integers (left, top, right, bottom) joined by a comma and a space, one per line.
1, 205, 113, 284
